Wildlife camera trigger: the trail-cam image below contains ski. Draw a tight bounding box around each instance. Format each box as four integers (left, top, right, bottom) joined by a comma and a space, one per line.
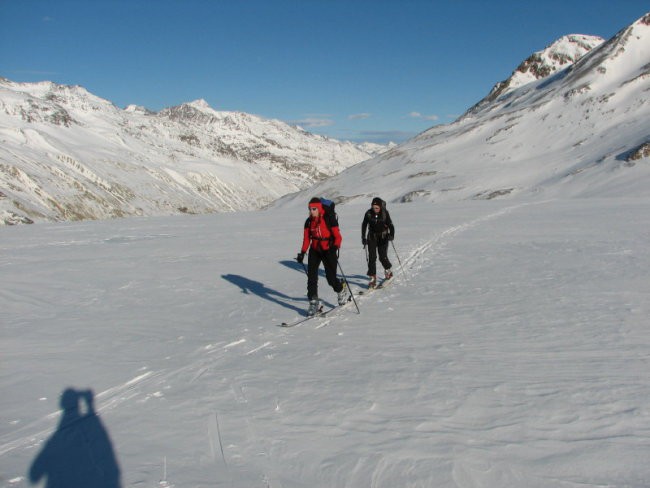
376, 277, 394, 289
278, 306, 325, 327
358, 283, 378, 295
358, 277, 393, 294
277, 294, 354, 328
278, 304, 348, 327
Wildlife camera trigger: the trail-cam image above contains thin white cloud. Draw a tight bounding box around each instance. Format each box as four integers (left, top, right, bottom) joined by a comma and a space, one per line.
291, 117, 334, 128
348, 113, 371, 120
407, 111, 439, 121
347, 130, 415, 144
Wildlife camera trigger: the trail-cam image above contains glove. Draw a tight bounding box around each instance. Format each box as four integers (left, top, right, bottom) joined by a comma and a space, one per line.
362, 238, 367, 246
388, 234, 394, 241
296, 252, 305, 263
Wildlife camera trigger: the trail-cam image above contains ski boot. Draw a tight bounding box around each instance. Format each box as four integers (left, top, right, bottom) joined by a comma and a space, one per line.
307, 298, 321, 316
384, 269, 393, 280
337, 282, 349, 305
368, 275, 377, 289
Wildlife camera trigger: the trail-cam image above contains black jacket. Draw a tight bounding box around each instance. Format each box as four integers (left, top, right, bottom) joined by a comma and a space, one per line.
361, 207, 394, 242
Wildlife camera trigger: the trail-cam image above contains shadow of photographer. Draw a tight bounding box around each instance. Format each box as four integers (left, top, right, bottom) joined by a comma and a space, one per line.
29, 388, 122, 488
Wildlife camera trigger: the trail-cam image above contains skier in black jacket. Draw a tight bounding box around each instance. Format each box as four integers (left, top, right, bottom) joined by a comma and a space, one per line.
361, 197, 395, 288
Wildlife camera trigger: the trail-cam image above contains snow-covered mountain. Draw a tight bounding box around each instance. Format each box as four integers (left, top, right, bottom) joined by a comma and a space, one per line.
0, 80, 390, 225
276, 13, 650, 208
465, 34, 605, 116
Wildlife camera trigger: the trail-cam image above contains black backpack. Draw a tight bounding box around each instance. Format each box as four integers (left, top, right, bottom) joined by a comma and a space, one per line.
319, 198, 338, 227
305, 198, 339, 247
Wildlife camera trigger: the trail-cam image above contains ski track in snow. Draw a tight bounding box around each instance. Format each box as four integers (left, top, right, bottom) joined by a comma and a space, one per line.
2, 198, 649, 488
309, 202, 532, 326
0, 336, 262, 458
293, 203, 530, 333
0, 200, 576, 487
2, 205, 520, 456
402, 202, 532, 273
0, 370, 160, 456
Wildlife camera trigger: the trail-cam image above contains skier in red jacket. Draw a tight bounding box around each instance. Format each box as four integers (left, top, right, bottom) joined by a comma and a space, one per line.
296, 197, 348, 315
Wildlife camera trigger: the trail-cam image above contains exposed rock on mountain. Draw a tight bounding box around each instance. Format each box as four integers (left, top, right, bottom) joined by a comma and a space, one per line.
0, 79, 389, 224
465, 34, 604, 117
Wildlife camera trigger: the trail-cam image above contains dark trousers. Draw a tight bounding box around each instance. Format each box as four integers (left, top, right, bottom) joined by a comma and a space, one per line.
307, 248, 342, 300
366, 236, 392, 276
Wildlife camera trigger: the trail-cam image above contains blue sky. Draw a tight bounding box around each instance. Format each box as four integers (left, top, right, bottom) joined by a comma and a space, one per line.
1, 1, 647, 143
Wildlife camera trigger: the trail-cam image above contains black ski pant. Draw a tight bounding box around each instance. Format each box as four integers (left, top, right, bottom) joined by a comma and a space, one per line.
366, 236, 392, 276
307, 247, 343, 300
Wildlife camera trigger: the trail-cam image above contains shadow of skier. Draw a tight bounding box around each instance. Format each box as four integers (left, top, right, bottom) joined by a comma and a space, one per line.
29, 388, 122, 488
278, 259, 320, 275
221, 273, 306, 314
278, 259, 367, 287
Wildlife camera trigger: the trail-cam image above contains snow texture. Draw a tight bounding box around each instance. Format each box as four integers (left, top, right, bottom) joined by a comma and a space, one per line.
1, 199, 649, 487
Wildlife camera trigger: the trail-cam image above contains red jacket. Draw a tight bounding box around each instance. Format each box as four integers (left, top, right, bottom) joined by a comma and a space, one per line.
301, 212, 342, 253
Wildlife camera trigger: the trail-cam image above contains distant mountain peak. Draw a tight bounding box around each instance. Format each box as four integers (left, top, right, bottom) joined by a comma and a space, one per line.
188, 98, 211, 110
514, 34, 605, 80
465, 33, 604, 116
124, 104, 154, 115
159, 101, 214, 123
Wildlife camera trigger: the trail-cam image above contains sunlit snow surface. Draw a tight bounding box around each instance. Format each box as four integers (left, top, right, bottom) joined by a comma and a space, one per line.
2, 199, 649, 487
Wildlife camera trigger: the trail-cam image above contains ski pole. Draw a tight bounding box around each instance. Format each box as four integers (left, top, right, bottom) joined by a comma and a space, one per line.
337, 260, 360, 314
390, 240, 408, 279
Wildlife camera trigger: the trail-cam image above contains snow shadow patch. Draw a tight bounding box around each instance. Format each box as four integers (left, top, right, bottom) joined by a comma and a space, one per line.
29, 388, 122, 488
278, 260, 367, 286
279, 259, 310, 274
221, 273, 306, 314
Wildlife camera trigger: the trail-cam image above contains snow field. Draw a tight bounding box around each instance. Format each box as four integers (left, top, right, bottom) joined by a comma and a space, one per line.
1, 199, 649, 487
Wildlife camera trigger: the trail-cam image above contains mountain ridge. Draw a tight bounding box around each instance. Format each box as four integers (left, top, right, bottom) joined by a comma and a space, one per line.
0, 79, 392, 225
3, 13, 649, 225
464, 34, 604, 117
274, 12, 650, 209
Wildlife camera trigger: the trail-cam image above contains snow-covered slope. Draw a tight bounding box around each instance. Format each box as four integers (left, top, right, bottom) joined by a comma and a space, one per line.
1, 198, 649, 487
275, 13, 650, 208
465, 34, 605, 115
0, 79, 388, 225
